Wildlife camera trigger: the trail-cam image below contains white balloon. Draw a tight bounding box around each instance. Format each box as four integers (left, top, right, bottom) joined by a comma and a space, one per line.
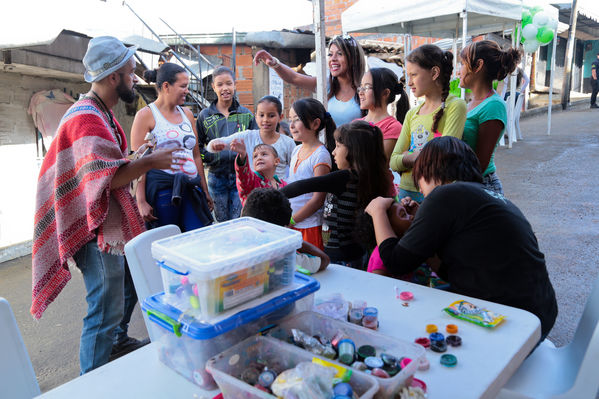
522, 24, 539, 41
546, 17, 558, 31
533, 12, 550, 27
523, 39, 540, 53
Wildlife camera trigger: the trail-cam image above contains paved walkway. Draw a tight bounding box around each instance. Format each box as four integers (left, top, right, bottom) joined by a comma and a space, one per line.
1, 102, 598, 392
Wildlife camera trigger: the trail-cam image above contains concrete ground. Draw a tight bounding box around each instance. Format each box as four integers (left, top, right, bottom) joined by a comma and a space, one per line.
0, 102, 598, 392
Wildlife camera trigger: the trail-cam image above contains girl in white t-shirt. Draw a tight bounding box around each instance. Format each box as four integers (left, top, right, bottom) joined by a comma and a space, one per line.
286, 98, 335, 250
206, 96, 296, 178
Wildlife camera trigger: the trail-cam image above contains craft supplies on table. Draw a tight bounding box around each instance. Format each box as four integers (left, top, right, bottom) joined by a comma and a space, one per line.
141, 273, 318, 390
206, 335, 379, 399
152, 217, 302, 320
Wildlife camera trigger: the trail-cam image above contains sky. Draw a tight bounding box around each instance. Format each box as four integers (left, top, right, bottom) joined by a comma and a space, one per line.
2, 0, 314, 42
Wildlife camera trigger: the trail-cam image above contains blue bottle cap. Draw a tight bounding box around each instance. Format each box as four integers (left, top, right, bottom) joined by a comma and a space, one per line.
333, 382, 353, 397
258, 369, 277, 387
429, 332, 445, 342
363, 307, 378, 317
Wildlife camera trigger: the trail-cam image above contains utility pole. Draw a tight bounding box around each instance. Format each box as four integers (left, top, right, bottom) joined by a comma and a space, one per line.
561, 0, 579, 109
313, 0, 327, 106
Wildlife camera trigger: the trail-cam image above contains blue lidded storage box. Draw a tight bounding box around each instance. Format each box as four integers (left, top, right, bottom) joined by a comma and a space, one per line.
142, 273, 319, 390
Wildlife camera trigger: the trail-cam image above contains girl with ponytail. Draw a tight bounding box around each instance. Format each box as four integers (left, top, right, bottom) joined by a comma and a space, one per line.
286, 98, 335, 249
390, 44, 467, 203
459, 40, 521, 195
281, 120, 392, 269
358, 67, 410, 160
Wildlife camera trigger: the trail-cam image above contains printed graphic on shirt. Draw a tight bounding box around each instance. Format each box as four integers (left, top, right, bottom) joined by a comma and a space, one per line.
155, 134, 196, 176
484, 189, 507, 203
409, 125, 431, 152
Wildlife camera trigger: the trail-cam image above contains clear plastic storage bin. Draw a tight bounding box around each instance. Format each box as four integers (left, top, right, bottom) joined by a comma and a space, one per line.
206, 335, 379, 399
151, 217, 303, 320
141, 274, 319, 390
267, 311, 425, 398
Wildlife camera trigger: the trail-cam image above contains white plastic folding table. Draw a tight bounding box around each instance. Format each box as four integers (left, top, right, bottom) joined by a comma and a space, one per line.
36, 265, 540, 399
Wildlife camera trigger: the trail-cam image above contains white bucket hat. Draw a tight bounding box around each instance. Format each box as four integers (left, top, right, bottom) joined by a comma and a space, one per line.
83, 36, 138, 83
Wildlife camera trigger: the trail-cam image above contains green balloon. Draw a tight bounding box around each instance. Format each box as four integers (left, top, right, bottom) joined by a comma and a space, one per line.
530, 6, 543, 16
522, 12, 533, 26
537, 27, 554, 44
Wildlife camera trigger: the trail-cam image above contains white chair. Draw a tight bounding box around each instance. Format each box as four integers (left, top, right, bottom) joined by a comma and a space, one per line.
513, 94, 525, 141
124, 224, 181, 341
496, 275, 599, 399
0, 297, 41, 399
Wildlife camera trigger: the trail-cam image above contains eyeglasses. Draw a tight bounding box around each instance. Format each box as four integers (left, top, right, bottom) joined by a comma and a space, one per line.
357, 84, 373, 93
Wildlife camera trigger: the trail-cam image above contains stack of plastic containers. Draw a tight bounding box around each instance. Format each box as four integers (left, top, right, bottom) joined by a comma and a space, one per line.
142, 217, 319, 389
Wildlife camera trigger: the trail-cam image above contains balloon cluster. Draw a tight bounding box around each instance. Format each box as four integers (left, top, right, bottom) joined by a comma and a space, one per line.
521, 6, 558, 53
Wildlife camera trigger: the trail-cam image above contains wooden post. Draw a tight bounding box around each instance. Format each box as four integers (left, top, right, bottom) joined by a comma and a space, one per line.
561, 0, 579, 110
313, 0, 327, 107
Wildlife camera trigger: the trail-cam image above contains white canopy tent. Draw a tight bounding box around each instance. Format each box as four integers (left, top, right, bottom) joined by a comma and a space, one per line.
342, 0, 526, 147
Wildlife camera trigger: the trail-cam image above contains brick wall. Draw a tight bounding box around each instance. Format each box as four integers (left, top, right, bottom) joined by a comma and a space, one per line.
203, 44, 313, 120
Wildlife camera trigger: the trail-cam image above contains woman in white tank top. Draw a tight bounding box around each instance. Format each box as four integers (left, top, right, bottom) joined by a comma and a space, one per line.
131, 63, 213, 231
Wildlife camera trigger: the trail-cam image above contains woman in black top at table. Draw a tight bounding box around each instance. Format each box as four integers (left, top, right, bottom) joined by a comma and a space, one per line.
365, 136, 557, 340
281, 120, 392, 270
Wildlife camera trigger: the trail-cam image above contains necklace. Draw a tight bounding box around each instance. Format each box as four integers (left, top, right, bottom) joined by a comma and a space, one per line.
84, 91, 121, 146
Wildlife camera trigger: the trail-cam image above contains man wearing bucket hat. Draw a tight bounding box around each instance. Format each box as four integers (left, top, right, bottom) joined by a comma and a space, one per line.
31, 36, 184, 374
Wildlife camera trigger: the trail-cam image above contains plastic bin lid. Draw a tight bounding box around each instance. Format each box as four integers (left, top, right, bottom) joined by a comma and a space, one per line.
151, 217, 303, 277
142, 273, 319, 340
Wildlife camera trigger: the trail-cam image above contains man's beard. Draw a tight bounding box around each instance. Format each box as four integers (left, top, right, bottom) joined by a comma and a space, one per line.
117, 80, 136, 103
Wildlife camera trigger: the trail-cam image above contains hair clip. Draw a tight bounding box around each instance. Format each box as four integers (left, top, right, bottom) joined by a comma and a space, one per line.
325, 111, 331, 119
441, 101, 446, 109
368, 121, 375, 127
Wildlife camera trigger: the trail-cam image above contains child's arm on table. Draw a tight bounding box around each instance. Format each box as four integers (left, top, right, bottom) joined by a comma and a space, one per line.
298, 240, 330, 273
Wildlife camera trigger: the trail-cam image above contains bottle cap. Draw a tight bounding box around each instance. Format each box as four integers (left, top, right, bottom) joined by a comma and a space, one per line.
350, 361, 368, 371
440, 354, 458, 367
429, 332, 445, 342
333, 382, 353, 397
411, 378, 428, 392
446, 335, 462, 347
425, 324, 438, 333
399, 291, 414, 301
370, 368, 391, 378
364, 356, 384, 369
418, 357, 430, 371
380, 353, 398, 367
430, 340, 448, 353
399, 357, 412, 369
257, 369, 277, 388
414, 337, 431, 348
357, 345, 376, 360
446, 324, 458, 334
363, 307, 378, 317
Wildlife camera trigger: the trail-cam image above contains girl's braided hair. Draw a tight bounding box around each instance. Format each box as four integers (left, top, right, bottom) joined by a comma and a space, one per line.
406, 45, 454, 133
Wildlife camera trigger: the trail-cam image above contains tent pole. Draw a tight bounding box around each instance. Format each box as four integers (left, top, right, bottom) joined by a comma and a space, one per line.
508, 22, 518, 148
461, 11, 467, 99
313, 0, 327, 106
548, 31, 557, 135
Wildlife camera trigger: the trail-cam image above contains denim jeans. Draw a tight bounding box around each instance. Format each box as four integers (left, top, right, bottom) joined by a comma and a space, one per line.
112, 260, 137, 346
482, 172, 504, 195
74, 239, 125, 374
149, 188, 206, 232
207, 172, 241, 222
